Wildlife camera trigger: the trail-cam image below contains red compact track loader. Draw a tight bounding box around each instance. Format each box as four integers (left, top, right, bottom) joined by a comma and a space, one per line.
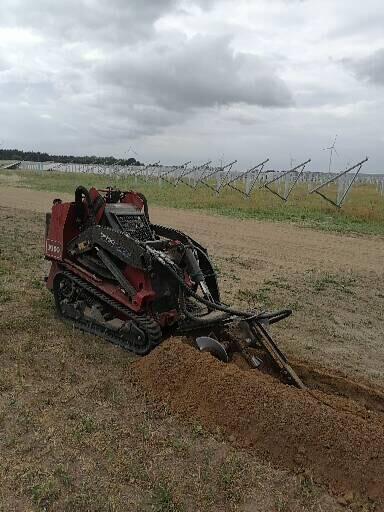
45, 186, 304, 388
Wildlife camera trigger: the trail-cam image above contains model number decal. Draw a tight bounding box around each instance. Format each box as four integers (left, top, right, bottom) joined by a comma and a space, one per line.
46, 239, 62, 256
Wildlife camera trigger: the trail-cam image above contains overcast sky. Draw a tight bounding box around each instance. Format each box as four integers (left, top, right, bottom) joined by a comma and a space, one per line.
0, 0, 383, 171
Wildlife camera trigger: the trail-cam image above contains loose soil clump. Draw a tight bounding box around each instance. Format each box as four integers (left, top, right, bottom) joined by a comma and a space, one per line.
134, 338, 384, 504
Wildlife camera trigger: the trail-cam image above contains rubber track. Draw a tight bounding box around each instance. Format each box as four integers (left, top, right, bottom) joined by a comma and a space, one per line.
56, 270, 162, 354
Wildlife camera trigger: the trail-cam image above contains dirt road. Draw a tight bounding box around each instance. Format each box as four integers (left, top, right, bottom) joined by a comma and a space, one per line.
1, 185, 383, 276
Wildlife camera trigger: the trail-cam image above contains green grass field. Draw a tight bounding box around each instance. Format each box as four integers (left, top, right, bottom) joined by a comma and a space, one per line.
1, 166, 383, 235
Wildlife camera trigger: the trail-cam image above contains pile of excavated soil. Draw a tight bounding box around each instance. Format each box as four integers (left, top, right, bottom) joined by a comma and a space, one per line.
133, 339, 384, 503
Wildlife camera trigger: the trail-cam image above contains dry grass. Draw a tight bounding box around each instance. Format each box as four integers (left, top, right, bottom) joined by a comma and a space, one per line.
0, 208, 355, 511
217, 254, 384, 386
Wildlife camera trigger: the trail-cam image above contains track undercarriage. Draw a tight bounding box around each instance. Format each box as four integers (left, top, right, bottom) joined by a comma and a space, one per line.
54, 270, 162, 353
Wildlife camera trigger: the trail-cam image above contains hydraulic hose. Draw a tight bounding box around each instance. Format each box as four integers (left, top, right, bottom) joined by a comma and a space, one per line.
152, 249, 291, 324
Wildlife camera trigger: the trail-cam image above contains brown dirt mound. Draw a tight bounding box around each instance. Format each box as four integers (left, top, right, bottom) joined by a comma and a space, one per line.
133, 339, 384, 503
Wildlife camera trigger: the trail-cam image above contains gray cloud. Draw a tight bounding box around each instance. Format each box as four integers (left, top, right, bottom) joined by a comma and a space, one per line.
0, 0, 383, 170
344, 49, 384, 86
2, 0, 293, 141
0, 0, 179, 43
0, 76, 58, 104
97, 35, 293, 113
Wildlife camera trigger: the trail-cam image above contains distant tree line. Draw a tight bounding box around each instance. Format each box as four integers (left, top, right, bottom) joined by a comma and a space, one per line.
0, 148, 143, 166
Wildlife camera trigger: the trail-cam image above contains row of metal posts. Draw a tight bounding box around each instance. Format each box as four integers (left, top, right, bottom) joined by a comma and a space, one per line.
16, 160, 384, 198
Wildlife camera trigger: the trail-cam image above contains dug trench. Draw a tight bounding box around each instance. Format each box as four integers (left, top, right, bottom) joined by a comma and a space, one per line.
132, 338, 384, 504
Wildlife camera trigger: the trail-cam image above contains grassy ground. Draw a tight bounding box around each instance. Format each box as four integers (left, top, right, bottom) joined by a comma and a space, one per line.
213, 244, 384, 386
1, 167, 383, 235
0, 208, 352, 511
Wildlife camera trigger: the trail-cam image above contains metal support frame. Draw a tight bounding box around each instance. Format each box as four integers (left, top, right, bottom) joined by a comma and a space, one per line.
263, 159, 311, 201
138, 161, 161, 181
224, 159, 269, 197
174, 161, 211, 188
198, 161, 237, 193
310, 157, 369, 208
214, 160, 238, 193
157, 161, 192, 186
192, 162, 219, 188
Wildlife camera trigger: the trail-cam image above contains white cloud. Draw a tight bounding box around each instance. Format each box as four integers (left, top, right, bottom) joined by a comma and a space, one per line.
0, 27, 44, 46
